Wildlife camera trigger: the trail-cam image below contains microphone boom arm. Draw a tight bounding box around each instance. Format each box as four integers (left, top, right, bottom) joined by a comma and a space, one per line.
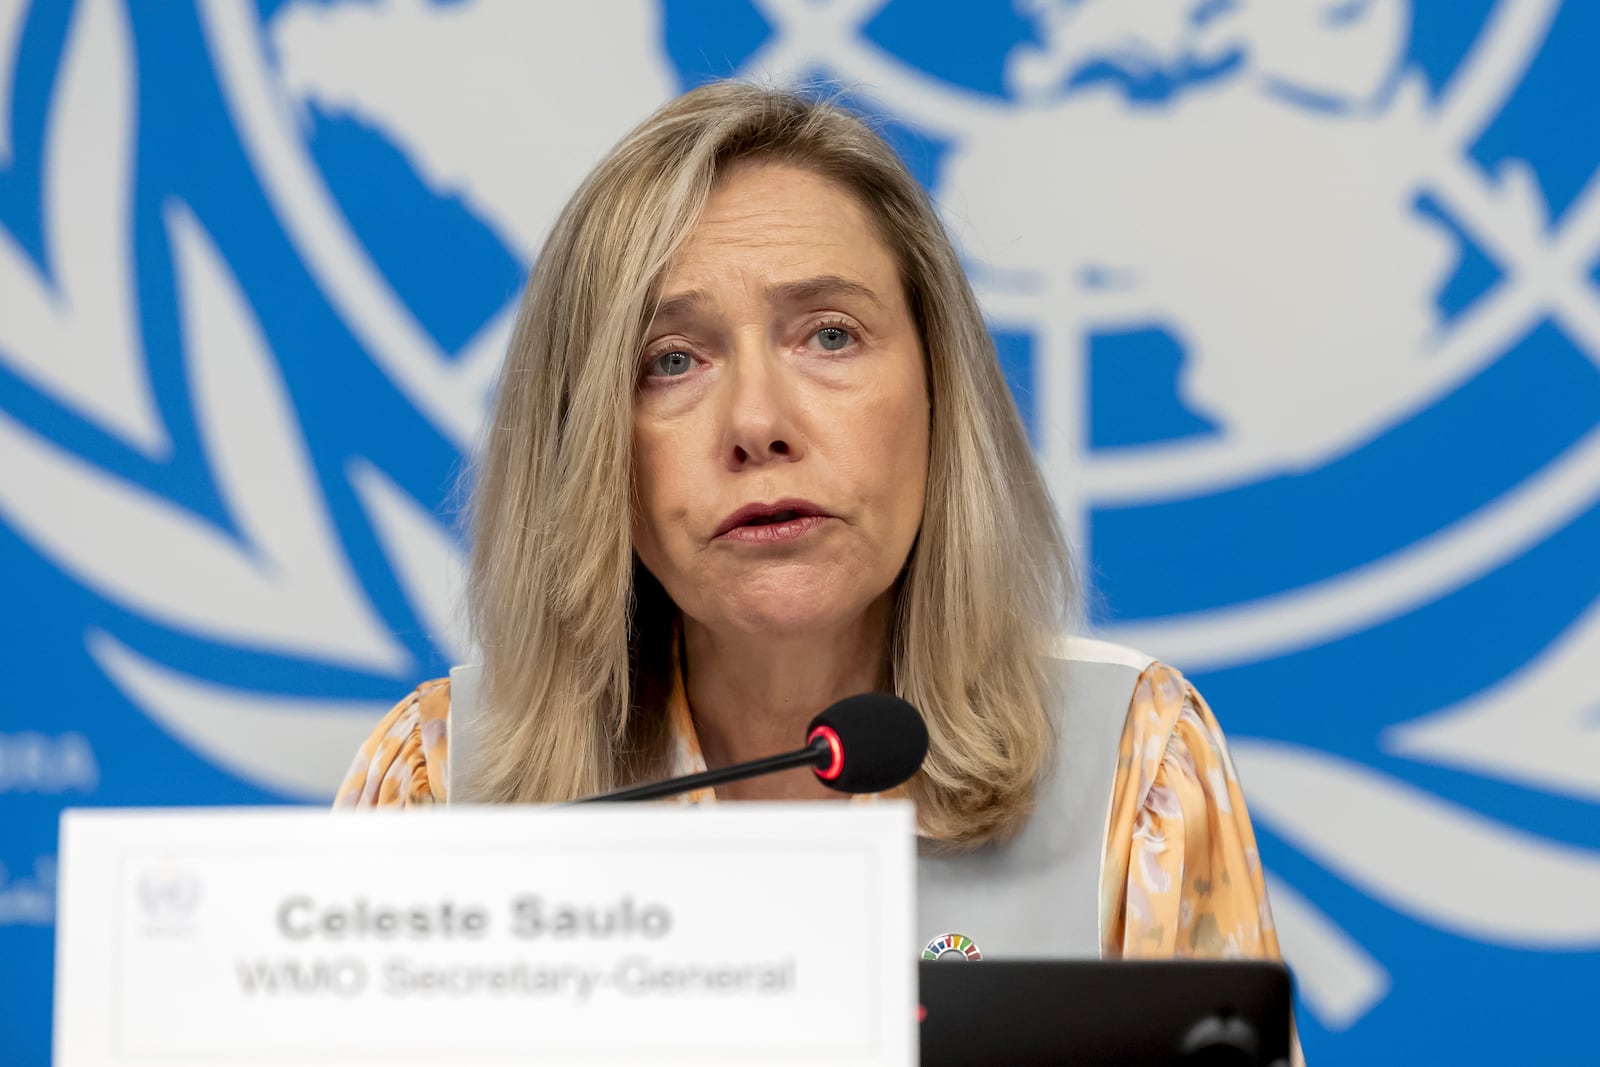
574, 736, 832, 803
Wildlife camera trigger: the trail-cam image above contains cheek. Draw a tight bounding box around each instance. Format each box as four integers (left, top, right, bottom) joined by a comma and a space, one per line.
890, 421, 931, 533
854, 366, 930, 535
889, 359, 931, 460
631, 417, 702, 565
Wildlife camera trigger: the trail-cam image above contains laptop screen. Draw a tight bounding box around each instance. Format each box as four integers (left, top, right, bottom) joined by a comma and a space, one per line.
918, 959, 1294, 1066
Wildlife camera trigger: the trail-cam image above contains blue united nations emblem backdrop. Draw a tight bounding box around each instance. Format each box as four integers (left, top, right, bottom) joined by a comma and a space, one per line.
4, 1, 1599, 1062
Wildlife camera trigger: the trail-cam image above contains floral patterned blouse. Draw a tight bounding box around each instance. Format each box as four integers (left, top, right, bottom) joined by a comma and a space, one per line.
334, 659, 1282, 963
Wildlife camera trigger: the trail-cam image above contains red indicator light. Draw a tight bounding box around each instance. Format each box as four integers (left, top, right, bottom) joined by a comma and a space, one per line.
809, 725, 844, 780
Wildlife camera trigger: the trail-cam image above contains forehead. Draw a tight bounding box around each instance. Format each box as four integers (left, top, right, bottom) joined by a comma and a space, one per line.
657, 161, 901, 301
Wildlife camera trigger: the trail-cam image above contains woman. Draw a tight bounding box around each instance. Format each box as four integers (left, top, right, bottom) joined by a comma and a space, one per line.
337, 81, 1281, 964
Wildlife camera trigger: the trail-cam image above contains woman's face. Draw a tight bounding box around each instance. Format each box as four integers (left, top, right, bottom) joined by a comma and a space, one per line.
631, 161, 931, 641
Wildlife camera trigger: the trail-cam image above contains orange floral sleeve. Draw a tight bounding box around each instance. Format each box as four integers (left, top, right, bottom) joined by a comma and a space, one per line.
1100, 663, 1281, 961
331, 679, 450, 808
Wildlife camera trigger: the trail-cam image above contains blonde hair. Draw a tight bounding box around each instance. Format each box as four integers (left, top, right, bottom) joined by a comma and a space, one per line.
467, 81, 1072, 847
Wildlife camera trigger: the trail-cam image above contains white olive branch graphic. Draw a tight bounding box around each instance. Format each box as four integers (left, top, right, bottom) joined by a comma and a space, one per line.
0, 0, 165, 454
0, 0, 422, 797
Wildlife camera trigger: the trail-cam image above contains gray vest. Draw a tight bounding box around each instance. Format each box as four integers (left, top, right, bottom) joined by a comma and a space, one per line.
446, 636, 1150, 962
916, 636, 1150, 959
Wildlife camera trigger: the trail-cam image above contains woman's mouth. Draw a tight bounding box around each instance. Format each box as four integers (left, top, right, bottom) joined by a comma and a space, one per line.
743, 510, 800, 525
713, 499, 833, 543
718, 513, 831, 544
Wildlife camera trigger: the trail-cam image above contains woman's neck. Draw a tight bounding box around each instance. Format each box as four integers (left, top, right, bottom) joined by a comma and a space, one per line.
681, 596, 893, 800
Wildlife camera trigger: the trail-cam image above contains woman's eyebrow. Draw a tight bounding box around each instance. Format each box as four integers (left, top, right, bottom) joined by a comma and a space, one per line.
650, 290, 709, 326
649, 275, 883, 329
767, 275, 883, 310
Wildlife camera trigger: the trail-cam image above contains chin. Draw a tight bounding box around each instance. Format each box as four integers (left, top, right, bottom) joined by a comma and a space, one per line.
710, 573, 889, 641
667, 554, 902, 641
725, 605, 858, 641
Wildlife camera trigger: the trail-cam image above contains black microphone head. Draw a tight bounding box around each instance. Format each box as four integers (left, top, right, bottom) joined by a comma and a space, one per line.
806, 693, 929, 794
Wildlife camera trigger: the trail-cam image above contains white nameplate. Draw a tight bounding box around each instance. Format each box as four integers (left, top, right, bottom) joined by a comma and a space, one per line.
55, 804, 916, 1066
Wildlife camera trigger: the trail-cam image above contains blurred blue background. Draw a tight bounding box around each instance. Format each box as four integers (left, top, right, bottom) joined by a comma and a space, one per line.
4, 1, 1599, 1062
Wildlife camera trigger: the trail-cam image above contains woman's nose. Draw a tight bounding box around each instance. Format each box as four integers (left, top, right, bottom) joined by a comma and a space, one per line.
721, 346, 803, 468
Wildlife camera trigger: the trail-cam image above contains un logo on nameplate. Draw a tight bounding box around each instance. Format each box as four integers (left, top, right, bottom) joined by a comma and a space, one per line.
2, 2, 1599, 1064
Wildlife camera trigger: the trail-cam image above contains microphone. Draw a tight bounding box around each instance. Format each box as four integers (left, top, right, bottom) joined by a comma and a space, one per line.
576, 693, 928, 803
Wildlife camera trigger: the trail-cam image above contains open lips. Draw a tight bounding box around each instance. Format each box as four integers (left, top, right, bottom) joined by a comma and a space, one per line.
713, 499, 832, 538
744, 509, 802, 525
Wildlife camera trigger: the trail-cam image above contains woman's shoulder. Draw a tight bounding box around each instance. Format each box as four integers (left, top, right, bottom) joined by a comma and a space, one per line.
1047, 634, 1158, 674
1043, 633, 1201, 733
332, 678, 453, 808
1042, 634, 1232, 805
1042, 634, 1169, 733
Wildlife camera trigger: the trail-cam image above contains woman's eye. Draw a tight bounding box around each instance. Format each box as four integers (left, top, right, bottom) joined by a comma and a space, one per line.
815, 326, 852, 351
648, 350, 693, 377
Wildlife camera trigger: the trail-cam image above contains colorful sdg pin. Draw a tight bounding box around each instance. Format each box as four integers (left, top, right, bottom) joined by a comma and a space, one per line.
922, 933, 982, 961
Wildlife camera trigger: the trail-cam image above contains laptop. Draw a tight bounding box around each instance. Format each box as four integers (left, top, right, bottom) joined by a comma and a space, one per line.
918, 959, 1294, 1066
